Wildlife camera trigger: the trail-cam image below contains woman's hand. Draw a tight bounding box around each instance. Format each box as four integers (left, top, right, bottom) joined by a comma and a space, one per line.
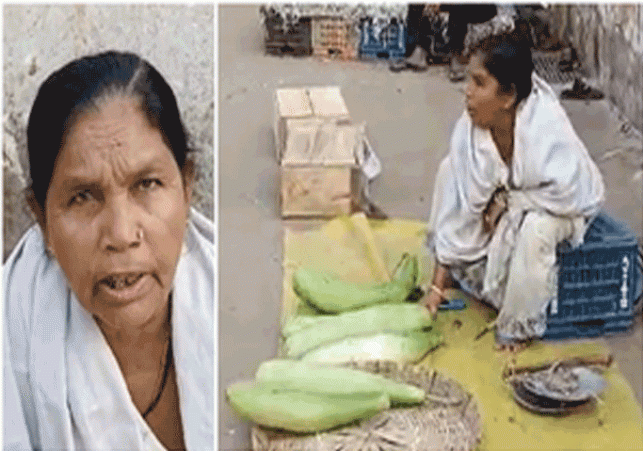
482, 202, 504, 234
422, 289, 443, 318
482, 186, 508, 234
423, 261, 451, 318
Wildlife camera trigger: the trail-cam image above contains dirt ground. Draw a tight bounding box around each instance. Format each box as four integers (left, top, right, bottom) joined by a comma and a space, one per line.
218, 5, 642, 450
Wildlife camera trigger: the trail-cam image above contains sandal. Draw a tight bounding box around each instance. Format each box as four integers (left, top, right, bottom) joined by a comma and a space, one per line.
389, 60, 410, 72
389, 60, 429, 73
448, 69, 466, 82
561, 78, 604, 100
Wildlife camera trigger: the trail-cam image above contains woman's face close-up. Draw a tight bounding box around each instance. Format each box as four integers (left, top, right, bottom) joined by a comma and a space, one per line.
44, 96, 191, 331
464, 51, 513, 129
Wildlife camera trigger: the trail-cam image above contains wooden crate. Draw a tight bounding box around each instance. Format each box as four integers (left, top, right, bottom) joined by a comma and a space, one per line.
311, 16, 359, 60
273, 86, 351, 162
280, 120, 365, 218
264, 15, 312, 56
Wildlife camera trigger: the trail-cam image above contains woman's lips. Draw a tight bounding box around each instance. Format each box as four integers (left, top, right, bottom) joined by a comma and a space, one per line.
96, 272, 154, 306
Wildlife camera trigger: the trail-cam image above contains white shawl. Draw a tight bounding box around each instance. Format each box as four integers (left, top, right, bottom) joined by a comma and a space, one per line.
3, 208, 214, 451
429, 73, 605, 270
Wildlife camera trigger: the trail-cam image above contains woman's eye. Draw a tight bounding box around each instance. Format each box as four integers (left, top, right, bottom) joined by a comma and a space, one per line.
68, 190, 93, 206
136, 178, 162, 191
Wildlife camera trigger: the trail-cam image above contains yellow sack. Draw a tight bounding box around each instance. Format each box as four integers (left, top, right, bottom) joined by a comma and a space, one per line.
282, 213, 643, 450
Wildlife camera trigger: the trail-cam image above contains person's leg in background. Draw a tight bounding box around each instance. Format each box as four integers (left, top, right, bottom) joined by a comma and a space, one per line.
405, 4, 426, 58
445, 14, 468, 81
390, 4, 430, 72
441, 4, 498, 81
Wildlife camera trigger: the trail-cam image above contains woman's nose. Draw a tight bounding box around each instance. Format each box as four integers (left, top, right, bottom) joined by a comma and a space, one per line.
101, 196, 141, 252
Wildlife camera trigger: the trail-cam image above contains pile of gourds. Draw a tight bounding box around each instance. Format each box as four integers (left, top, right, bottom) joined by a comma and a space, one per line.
227, 359, 426, 433
287, 253, 442, 363
226, 253, 443, 433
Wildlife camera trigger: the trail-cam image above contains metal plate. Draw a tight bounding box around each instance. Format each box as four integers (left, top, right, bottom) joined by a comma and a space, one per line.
512, 382, 591, 415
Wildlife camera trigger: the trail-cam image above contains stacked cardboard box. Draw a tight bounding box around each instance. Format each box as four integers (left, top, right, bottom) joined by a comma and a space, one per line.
274, 86, 351, 162
274, 86, 368, 218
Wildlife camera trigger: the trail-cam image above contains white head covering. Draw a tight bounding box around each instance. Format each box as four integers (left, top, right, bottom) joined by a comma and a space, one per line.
429, 73, 605, 265
4, 208, 214, 450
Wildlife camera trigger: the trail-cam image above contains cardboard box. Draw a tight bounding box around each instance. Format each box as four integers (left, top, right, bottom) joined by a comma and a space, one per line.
280, 119, 365, 218
274, 86, 351, 162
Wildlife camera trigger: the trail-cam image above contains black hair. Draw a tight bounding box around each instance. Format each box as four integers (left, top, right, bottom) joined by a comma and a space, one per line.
469, 29, 535, 105
26, 50, 192, 209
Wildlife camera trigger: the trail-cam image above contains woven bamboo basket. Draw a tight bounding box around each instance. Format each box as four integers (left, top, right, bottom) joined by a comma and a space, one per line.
251, 360, 482, 451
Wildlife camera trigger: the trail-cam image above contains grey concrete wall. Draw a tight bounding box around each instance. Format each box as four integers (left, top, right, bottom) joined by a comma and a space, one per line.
3, 4, 214, 261
549, 4, 643, 133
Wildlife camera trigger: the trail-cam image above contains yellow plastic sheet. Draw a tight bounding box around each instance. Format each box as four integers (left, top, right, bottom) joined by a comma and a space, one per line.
282, 213, 643, 450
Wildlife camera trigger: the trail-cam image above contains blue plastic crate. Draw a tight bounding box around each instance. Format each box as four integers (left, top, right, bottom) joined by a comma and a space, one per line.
544, 212, 642, 340
359, 19, 406, 60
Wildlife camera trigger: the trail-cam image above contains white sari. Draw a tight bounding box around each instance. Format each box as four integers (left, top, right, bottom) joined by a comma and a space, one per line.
428, 74, 605, 339
3, 208, 214, 451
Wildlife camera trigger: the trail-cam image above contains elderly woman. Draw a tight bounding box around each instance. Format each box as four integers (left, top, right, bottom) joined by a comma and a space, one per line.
3, 51, 213, 450
424, 31, 605, 350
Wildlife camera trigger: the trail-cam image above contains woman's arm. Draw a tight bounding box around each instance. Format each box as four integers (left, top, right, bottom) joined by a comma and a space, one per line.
421, 259, 452, 316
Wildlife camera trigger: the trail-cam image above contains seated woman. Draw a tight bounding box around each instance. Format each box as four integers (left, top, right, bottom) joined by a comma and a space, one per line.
424, 31, 605, 351
4, 51, 213, 450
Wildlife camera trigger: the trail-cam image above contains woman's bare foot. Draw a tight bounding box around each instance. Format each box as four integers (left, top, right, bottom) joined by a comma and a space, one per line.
495, 332, 533, 353
494, 341, 530, 353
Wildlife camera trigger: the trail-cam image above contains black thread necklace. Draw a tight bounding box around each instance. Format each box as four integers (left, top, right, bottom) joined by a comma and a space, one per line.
142, 297, 173, 420
142, 332, 173, 419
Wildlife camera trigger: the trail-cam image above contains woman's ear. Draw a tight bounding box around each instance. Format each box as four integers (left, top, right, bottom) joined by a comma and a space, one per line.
181, 159, 195, 205
26, 189, 54, 257
26, 188, 46, 232
504, 84, 518, 109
